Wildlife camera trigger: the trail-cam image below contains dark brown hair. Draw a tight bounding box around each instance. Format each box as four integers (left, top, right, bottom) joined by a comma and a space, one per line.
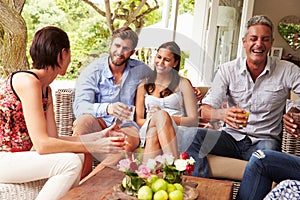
111, 26, 138, 50
30, 26, 70, 70
145, 41, 181, 97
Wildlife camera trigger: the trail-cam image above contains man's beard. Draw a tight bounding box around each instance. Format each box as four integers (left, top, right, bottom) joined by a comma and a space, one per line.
109, 54, 130, 66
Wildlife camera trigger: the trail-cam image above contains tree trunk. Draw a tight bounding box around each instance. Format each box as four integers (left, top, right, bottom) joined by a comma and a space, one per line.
0, 0, 28, 75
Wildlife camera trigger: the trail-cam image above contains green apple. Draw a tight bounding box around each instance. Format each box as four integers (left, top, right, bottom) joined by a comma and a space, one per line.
153, 190, 168, 200
151, 178, 167, 193
137, 185, 153, 200
122, 177, 127, 188
167, 183, 177, 193
147, 174, 159, 185
169, 190, 184, 200
173, 183, 184, 193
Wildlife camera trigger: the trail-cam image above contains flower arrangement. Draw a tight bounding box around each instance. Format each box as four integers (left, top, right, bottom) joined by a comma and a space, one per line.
118, 152, 195, 195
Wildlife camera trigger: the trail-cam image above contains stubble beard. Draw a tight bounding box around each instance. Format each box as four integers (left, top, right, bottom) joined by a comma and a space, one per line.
109, 54, 130, 66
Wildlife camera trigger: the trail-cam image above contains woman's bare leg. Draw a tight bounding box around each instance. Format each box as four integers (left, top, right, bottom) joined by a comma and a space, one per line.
143, 110, 178, 161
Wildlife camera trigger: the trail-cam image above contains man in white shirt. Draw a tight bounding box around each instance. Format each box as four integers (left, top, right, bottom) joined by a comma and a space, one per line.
187, 15, 300, 177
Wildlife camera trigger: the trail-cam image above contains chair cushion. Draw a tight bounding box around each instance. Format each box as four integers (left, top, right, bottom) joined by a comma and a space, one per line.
207, 154, 247, 181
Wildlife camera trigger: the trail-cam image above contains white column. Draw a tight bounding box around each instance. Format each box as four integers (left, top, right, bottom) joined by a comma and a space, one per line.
202, 0, 219, 84
187, 0, 210, 86
237, 0, 255, 57
161, 0, 170, 28
169, 0, 179, 40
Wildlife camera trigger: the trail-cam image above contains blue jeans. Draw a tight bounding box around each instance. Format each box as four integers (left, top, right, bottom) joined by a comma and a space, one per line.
237, 150, 300, 200
186, 128, 281, 177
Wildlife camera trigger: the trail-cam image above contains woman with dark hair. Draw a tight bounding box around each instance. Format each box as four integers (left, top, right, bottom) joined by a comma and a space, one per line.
135, 41, 198, 160
0, 26, 126, 200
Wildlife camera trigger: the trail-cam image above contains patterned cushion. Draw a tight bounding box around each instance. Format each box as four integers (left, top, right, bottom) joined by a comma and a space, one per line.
264, 180, 300, 200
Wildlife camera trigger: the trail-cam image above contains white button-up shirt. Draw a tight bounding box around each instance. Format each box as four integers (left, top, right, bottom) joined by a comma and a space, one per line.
203, 56, 300, 143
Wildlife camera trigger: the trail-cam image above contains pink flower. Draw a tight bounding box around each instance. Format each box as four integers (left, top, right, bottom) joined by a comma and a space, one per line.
118, 158, 131, 172
129, 161, 138, 172
137, 164, 151, 178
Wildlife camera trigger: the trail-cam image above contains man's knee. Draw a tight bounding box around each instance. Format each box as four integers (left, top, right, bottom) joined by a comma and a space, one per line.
256, 140, 281, 151
73, 114, 103, 135
126, 136, 140, 151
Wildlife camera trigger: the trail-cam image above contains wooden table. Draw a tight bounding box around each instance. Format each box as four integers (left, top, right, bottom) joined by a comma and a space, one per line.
60, 166, 233, 200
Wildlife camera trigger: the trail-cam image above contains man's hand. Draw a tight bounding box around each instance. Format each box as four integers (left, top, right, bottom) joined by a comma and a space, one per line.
283, 113, 300, 137
222, 106, 249, 129
107, 102, 131, 121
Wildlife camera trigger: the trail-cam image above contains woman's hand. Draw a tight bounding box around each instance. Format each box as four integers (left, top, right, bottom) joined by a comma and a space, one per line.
86, 125, 126, 154
79, 124, 127, 154
146, 104, 161, 119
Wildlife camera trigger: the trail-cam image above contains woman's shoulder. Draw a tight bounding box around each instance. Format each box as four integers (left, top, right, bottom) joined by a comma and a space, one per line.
137, 78, 147, 87
13, 71, 40, 87
136, 78, 147, 96
179, 77, 194, 90
12, 71, 41, 98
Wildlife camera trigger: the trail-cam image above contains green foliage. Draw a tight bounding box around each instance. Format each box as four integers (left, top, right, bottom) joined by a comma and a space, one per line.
110, 0, 162, 28
22, 0, 110, 79
21, 0, 194, 79
178, 0, 194, 14
278, 23, 300, 50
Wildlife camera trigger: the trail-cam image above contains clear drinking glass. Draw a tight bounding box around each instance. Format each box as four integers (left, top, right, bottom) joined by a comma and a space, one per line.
123, 105, 135, 122
237, 103, 251, 128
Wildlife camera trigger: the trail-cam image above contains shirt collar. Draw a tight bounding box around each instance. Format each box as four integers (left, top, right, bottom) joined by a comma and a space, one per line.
103, 56, 113, 79
239, 56, 272, 75
239, 57, 248, 75
102, 56, 135, 79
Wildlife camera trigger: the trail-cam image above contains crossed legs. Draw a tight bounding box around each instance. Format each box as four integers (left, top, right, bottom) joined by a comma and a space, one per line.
143, 110, 178, 161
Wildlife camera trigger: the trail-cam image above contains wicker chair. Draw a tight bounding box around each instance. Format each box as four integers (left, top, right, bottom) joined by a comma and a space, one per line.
55, 88, 75, 136
0, 179, 47, 200
0, 89, 75, 199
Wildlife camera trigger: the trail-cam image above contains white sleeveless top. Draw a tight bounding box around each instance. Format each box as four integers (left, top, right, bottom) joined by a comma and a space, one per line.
139, 82, 197, 151
144, 91, 186, 117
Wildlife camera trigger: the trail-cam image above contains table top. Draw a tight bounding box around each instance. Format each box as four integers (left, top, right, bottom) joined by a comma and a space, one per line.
60, 166, 233, 200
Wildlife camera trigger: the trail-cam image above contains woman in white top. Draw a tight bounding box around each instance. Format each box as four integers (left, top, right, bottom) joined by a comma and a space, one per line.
135, 41, 198, 160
